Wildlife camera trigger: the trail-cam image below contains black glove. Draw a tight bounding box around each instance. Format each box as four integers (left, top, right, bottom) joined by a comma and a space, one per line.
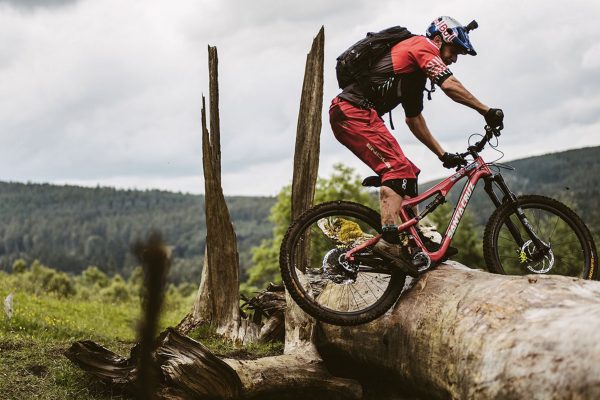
439, 152, 467, 169
485, 108, 504, 129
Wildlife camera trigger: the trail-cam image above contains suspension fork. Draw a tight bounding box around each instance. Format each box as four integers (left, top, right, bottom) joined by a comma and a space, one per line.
483, 175, 548, 252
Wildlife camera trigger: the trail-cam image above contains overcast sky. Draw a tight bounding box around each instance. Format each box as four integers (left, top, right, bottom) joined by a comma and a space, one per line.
1, 0, 599, 195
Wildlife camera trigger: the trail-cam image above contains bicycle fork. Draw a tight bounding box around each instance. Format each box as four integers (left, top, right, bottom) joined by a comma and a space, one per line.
484, 175, 550, 257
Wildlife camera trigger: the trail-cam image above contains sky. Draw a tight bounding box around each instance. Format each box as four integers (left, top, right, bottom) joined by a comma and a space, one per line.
1, 0, 599, 196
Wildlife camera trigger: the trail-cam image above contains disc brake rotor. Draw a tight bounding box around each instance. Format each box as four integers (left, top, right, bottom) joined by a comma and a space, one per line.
520, 239, 554, 274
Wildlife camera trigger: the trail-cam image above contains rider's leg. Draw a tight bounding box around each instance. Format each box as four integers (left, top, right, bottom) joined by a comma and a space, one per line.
379, 178, 419, 247
376, 186, 419, 276
380, 186, 403, 226
380, 186, 405, 245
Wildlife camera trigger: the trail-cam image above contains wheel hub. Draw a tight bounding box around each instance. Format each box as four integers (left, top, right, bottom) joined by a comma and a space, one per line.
322, 248, 358, 283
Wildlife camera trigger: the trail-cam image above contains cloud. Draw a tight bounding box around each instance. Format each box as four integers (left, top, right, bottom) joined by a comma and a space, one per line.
0, 0, 79, 11
582, 43, 600, 70
0, 0, 598, 195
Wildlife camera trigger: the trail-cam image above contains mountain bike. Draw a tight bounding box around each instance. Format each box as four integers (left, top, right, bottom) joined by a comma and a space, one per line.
279, 125, 598, 326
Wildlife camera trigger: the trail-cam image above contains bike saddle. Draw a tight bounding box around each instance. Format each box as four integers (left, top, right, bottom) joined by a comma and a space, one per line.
362, 176, 381, 187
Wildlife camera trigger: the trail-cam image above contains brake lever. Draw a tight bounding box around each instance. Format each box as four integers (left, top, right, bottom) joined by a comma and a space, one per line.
485, 124, 503, 137
454, 162, 469, 172
494, 123, 504, 137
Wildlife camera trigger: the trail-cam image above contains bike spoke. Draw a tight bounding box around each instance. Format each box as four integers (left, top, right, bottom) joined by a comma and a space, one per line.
352, 282, 370, 307
363, 277, 383, 304
351, 287, 358, 311
553, 255, 583, 277
548, 215, 561, 242
550, 240, 584, 247
499, 234, 519, 243
528, 209, 539, 236
361, 275, 382, 302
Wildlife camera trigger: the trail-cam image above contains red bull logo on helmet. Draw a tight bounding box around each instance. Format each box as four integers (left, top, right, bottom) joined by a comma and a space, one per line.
434, 19, 458, 42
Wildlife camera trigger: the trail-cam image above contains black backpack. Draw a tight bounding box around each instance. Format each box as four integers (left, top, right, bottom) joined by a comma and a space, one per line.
336, 26, 414, 90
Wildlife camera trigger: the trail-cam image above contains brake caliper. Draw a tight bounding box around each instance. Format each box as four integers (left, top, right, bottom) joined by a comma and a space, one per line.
519, 250, 529, 264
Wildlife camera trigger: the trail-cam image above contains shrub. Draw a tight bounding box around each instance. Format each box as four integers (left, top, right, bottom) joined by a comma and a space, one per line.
100, 275, 131, 303
46, 272, 76, 298
11, 259, 27, 274
79, 266, 110, 289
177, 282, 197, 298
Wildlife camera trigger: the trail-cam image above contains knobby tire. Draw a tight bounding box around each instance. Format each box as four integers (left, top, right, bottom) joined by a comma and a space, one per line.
280, 201, 406, 326
483, 195, 598, 280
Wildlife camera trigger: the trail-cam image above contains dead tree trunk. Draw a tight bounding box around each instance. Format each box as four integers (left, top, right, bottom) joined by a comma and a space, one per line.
317, 262, 600, 399
178, 46, 241, 339
291, 25, 324, 221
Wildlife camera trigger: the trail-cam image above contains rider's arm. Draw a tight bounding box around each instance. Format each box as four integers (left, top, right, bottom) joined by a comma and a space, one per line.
440, 75, 490, 115
405, 113, 445, 157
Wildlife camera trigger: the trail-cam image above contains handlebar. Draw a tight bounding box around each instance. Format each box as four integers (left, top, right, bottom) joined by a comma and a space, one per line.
459, 124, 503, 159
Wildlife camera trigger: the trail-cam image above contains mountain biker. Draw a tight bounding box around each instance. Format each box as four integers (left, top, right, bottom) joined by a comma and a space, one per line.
329, 16, 504, 275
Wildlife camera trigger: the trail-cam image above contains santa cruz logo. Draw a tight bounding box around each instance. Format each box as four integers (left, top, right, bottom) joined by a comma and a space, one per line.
447, 181, 475, 238
435, 19, 457, 42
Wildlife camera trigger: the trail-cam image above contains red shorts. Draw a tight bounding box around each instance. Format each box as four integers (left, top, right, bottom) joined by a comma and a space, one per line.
329, 97, 420, 182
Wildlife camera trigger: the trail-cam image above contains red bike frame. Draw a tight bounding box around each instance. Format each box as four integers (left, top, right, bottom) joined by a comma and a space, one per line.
345, 156, 493, 263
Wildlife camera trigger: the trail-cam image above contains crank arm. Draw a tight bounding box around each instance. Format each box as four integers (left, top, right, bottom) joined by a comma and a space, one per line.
354, 255, 393, 274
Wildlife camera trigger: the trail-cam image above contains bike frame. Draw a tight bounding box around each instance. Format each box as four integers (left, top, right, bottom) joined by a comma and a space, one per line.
345, 154, 539, 264
400, 156, 492, 262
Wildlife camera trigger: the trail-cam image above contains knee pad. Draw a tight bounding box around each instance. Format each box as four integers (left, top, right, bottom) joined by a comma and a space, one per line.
382, 178, 418, 198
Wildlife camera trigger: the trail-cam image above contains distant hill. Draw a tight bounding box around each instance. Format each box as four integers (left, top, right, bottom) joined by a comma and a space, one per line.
421, 146, 600, 239
1, 146, 598, 283
0, 183, 276, 284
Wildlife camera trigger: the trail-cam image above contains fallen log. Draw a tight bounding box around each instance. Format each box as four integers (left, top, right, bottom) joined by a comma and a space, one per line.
66, 291, 361, 400
317, 261, 600, 399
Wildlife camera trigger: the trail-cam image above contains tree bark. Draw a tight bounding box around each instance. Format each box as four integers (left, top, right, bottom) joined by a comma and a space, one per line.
317, 261, 600, 399
291, 26, 324, 221
208, 45, 221, 182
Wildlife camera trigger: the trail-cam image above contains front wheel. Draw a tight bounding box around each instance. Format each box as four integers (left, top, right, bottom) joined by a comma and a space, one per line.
279, 201, 406, 326
483, 195, 598, 280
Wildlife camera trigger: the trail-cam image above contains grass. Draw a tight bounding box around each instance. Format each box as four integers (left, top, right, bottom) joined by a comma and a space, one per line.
188, 324, 284, 360
0, 280, 284, 399
0, 286, 191, 400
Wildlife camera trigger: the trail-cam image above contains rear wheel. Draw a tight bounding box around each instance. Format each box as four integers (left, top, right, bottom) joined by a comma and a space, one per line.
483, 195, 598, 279
279, 201, 406, 326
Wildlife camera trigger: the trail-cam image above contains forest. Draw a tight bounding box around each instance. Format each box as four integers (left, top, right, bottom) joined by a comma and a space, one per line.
0, 183, 274, 284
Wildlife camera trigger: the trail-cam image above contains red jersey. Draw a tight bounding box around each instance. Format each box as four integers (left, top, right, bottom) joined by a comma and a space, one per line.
390, 36, 452, 84
338, 35, 452, 117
